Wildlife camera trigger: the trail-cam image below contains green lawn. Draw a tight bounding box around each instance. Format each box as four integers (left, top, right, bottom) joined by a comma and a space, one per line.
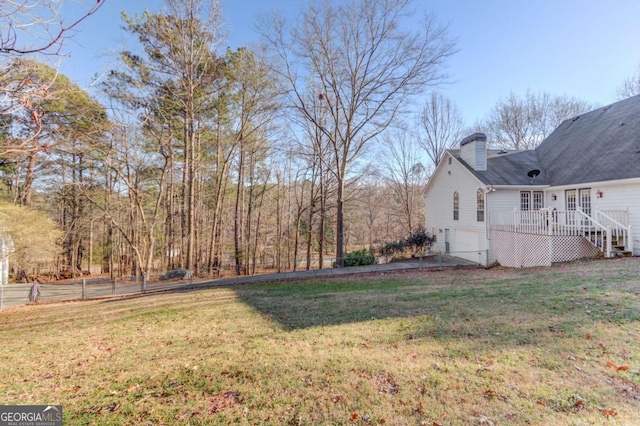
0, 258, 639, 425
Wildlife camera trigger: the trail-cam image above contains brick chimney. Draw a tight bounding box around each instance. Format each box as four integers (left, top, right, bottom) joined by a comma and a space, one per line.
459, 133, 487, 171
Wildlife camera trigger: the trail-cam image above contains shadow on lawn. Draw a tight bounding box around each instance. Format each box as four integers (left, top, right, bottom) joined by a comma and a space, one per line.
96, 259, 640, 354
230, 267, 640, 345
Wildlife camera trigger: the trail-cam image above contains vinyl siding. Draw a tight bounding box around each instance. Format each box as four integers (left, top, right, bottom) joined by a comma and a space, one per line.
542, 180, 639, 254
460, 140, 487, 171
488, 189, 522, 212
425, 153, 488, 264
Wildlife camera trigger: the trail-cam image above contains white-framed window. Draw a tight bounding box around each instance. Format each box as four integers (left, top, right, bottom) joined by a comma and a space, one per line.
520, 191, 530, 211
453, 191, 459, 220
566, 189, 576, 211
521, 191, 544, 211
533, 191, 544, 210
477, 189, 485, 222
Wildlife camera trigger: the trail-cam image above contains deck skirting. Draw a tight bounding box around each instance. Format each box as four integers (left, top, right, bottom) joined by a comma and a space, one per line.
489, 230, 599, 268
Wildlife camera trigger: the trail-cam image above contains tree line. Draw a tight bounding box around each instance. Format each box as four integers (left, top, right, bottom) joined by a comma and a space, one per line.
1, 0, 638, 282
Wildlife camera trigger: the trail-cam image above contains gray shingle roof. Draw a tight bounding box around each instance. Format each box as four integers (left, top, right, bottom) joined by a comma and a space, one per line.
536, 94, 640, 186
451, 149, 548, 186
452, 94, 640, 187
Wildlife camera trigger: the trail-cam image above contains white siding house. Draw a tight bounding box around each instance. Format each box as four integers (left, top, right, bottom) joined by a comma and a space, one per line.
425, 95, 640, 267
425, 149, 489, 265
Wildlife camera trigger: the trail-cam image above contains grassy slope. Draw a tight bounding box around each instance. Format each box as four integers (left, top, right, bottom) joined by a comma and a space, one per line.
0, 258, 639, 425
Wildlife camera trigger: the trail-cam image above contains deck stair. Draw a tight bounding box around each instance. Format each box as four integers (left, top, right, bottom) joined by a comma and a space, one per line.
596, 209, 633, 257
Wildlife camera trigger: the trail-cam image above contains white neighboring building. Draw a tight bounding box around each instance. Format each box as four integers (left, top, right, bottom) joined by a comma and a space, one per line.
425, 95, 640, 267
0, 231, 14, 286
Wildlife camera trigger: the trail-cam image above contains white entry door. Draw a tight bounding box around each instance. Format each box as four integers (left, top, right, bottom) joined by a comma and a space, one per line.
444, 229, 450, 254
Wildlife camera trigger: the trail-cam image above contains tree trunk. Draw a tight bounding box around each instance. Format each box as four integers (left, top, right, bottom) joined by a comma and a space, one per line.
276, 173, 282, 273
244, 153, 255, 275
234, 148, 244, 275
19, 148, 37, 207
335, 179, 345, 267
318, 170, 326, 270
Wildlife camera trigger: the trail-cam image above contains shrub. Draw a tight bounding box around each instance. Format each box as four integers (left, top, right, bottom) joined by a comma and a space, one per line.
380, 226, 435, 256
334, 249, 378, 267
405, 225, 435, 253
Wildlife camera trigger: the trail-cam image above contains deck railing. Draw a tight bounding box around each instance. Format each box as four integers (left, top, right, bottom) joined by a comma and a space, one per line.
490, 208, 617, 257
597, 209, 633, 253
490, 209, 586, 236
597, 209, 629, 227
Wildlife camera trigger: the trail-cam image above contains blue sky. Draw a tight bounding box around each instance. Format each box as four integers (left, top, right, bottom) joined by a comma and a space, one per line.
55, 0, 640, 125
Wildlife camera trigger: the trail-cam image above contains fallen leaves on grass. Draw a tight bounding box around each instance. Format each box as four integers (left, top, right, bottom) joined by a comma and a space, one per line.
209, 390, 239, 414
606, 361, 630, 371
376, 374, 400, 395
81, 405, 100, 415
600, 408, 618, 418
607, 376, 640, 398
483, 389, 508, 402
477, 415, 495, 425
81, 403, 120, 416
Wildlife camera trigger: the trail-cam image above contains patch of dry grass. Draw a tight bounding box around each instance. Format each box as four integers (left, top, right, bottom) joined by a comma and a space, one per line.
0, 258, 639, 425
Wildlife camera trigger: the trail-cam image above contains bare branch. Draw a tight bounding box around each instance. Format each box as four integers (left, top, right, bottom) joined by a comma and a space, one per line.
487, 90, 594, 150
0, 0, 105, 57
259, 0, 456, 265
416, 91, 463, 168
616, 65, 640, 100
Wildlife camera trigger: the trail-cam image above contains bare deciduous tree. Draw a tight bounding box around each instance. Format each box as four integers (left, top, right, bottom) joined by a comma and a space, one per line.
380, 128, 429, 235
417, 91, 463, 168
82, 123, 168, 279
0, 0, 104, 57
260, 0, 456, 266
617, 65, 640, 100
488, 90, 592, 150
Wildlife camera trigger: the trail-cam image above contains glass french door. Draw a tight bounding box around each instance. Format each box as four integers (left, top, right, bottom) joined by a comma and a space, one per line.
579, 188, 592, 226
566, 189, 591, 226
566, 190, 576, 226
579, 189, 591, 216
